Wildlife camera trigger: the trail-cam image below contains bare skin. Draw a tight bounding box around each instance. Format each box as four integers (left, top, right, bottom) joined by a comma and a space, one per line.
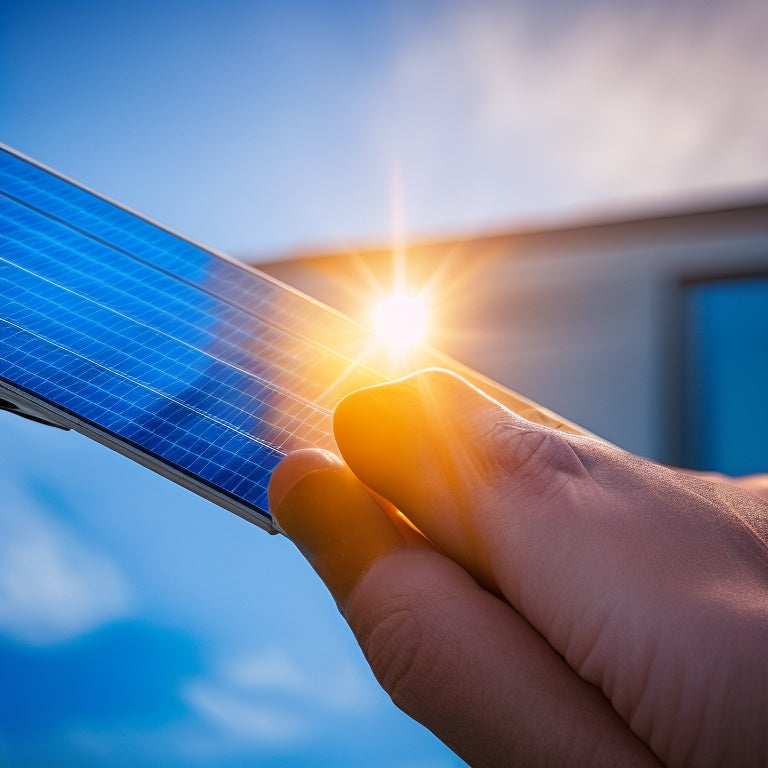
268, 369, 768, 767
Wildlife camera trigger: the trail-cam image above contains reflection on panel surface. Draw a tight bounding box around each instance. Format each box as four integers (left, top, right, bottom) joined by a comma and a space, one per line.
1, 147, 387, 527
1, 147, 582, 530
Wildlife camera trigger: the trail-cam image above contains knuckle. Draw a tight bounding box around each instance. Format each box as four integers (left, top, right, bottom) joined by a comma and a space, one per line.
360, 597, 443, 710
491, 423, 580, 499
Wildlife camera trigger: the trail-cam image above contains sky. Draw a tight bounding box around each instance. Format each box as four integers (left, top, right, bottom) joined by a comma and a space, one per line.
1, 0, 768, 765
3, 0, 767, 257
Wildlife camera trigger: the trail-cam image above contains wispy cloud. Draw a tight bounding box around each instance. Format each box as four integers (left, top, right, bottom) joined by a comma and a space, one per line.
181, 648, 310, 748
182, 646, 375, 747
373, 0, 768, 231
222, 647, 308, 694
183, 682, 308, 745
223, 647, 373, 711
0, 480, 131, 645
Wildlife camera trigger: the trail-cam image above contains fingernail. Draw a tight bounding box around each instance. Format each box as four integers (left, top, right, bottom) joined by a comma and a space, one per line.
271, 463, 409, 609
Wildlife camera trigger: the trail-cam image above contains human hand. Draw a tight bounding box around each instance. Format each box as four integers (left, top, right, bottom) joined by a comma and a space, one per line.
268, 370, 768, 767
690, 470, 768, 502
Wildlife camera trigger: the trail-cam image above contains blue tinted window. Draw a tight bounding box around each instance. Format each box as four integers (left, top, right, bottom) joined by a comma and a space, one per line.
683, 276, 768, 474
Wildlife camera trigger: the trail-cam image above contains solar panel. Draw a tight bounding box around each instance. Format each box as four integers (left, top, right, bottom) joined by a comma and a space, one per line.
1, 145, 587, 533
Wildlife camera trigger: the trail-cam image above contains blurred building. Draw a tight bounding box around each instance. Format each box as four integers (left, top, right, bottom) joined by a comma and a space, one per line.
255, 198, 768, 474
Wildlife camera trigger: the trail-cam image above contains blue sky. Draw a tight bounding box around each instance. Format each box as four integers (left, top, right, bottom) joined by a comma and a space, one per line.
2, 0, 768, 765
3, 0, 767, 256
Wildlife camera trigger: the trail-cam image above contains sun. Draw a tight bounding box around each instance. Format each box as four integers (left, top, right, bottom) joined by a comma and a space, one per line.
371, 291, 429, 351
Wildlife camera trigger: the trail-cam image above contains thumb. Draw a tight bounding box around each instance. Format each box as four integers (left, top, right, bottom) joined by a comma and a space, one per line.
333, 369, 768, 768
332, 368, 584, 593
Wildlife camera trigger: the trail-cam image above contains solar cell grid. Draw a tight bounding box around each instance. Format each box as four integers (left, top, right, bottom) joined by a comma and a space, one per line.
1, 150, 357, 343
1, 196, 375, 408
1, 145, 589, 533
0, 146, 389, 530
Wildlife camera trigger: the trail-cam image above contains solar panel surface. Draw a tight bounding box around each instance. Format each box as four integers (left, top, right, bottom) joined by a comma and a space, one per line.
1, 145, 587, 532
1, 146, 394, 530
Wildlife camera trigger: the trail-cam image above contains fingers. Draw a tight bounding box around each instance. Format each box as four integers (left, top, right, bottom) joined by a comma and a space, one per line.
348, 549, 660, 768
268, 448, 426, 608
332, 369, 518, 591
332, 368, 595, 594
332, 370, 768, 767
268, 448, 660, 767
720, 473, 768, 505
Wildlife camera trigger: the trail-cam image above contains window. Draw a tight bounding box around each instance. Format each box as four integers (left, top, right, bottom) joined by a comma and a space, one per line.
682, 275, 768, 474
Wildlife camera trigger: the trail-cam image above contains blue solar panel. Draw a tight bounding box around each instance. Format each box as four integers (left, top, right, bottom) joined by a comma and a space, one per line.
0, 146, 387, 530
1, 145, 587, 533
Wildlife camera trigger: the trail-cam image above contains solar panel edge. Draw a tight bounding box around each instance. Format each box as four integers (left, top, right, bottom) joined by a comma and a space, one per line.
0, 143, 599, 539
0, 143, 373, 339
0, 144, 359, 535
0, 378, 277, 533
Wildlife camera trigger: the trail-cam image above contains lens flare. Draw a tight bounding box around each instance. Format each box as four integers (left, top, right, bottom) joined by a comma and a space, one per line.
371, 292, 429, 350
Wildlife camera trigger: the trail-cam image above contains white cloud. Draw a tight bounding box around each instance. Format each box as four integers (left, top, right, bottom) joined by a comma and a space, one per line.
182, 646, 376, 746
183, 682, 308, 745
0, 481, 131, 645
373, 0, 768, 230
314, 657, 375, 712
223, 647, 307, 693
181, 649, 311, 747
222, 647, 373, 712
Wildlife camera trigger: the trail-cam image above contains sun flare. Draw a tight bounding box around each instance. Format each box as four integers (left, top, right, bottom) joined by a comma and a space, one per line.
371, 291, 429, 351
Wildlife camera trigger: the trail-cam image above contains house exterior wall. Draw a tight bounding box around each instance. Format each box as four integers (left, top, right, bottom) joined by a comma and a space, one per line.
255, 204, 768, 462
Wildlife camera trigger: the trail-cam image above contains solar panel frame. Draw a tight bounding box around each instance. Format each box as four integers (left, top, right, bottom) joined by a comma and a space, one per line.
1, 144, 393, 533
1, 144, 594, 536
